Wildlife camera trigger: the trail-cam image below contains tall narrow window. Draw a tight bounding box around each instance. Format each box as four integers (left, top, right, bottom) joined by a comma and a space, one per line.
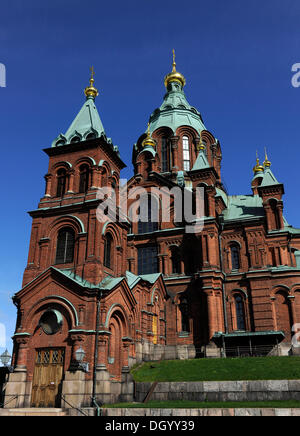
138, 195, 159, 234
198, 184, 209, 217
56, 169, 67, 197
79, 164, 90, 193
269, 199, 281, 230
180, 298, 190, 332
138, 246, 158, 275
171, 246, 181, 274
161, 137, 169, 172
231, 245, 240, 270
55, 228, 75, 264
104, 233, 113, 269
235, 295, 246, 330
182, 136, 190, 171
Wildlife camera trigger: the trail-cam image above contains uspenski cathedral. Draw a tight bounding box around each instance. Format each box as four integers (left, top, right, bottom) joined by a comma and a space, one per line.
4, 53, 300, 408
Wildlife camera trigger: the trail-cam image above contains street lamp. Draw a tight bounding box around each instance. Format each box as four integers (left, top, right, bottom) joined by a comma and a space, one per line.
74, 347, 88, 372
0, 349, 11, 367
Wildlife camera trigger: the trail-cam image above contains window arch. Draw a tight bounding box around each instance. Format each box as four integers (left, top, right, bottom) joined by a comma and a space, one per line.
182, 136, 190, 171
234, 295, 246, 330
56, 168, 67, 197
79, 164, 90, 193
230, 244, 240, 271
104, 233, 113, 269
55, 227, 75, 264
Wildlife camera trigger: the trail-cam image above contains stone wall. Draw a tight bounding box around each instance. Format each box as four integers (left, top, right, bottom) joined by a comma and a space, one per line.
102, 408, 300, 417
135, 380, 300, 403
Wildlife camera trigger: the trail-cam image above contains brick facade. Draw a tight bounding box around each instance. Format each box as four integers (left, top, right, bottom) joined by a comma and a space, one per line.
5, 65, 300, 407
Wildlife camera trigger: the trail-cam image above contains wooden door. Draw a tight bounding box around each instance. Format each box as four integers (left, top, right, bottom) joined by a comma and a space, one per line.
31, 348, 64, 408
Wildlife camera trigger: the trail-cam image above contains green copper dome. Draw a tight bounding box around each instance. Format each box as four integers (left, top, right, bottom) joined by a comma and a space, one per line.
149, 80, 206, 134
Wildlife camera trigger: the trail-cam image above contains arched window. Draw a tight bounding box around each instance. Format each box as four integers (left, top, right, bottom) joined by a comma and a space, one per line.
71, 136, 80, 143
104, 233, 113, 269
79, 164, 90, 193
56, 168, 67, 197
171, 246, 181, 274
182, 136, 190, 171
55, 228, 75, 264
235, 295, 246, 330
86, 132, 96, 140
231, 245, 240, 271
161, 137, 169, 172
138, 195, 159, 234
269, 199, 281, 230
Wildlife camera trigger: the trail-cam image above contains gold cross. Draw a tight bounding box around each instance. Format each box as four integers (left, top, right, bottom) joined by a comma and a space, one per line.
90, 66, 95, 80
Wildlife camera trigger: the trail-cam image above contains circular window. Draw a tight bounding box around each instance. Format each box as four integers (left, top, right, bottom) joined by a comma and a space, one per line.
39, 310, 62, 335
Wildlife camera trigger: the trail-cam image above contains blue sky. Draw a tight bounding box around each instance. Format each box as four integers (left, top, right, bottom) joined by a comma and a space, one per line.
1, 0, 300, 358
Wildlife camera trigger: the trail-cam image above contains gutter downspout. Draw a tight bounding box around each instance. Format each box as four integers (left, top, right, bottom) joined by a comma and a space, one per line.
91, 289, 102, 416
218, 220, 228, 356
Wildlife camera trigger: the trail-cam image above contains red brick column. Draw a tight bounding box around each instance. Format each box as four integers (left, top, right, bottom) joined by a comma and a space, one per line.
170, 136, 179, 170
44, 174, 52, 197
67, 169, 75, 193
15, 336, 30, 371
205, 290, 217, 340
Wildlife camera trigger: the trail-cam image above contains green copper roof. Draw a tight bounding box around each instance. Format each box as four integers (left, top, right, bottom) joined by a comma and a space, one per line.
192, 149, 210, 171
260, 167, 280, 187
52, 96, 105, 147
222, 194, 265, 222
149, 81, 206, 134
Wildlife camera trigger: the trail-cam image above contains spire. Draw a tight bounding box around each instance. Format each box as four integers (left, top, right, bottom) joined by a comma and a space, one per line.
52, 67, 105, 147
84, 66, 99, 99
164, 49, 186, 89
263, 147, 271, 168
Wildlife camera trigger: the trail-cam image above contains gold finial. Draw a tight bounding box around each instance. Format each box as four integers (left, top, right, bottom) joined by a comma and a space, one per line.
84, 66, 99, 99
197, 131, 206, 151
172, 49, 176, 72
253, 151, 264, 174
142, 123, 156, 148
263, 147, 271, 168
164, 49, 186, 89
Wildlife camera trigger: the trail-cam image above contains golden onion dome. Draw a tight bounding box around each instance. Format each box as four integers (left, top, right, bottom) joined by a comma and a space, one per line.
263, 148, 271, 168
84, 66, 99, 99
164, 49, 186, 89
142, 123, 156, 148
253, 155, 264, 174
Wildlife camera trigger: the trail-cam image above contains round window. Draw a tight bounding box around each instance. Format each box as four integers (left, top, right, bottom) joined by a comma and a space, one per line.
39, 310, 62, 335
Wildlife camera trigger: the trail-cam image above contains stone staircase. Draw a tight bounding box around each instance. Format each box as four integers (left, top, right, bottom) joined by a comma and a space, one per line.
0, 408, 68, 416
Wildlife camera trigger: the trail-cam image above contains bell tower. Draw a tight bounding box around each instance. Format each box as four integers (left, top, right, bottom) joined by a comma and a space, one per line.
23, 69, 127, 287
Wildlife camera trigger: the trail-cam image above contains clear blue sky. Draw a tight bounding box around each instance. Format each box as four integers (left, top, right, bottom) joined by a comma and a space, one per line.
1, 0, 300, 357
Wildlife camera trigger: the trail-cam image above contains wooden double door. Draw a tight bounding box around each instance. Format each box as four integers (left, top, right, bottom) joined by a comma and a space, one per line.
31, 348, 65, 408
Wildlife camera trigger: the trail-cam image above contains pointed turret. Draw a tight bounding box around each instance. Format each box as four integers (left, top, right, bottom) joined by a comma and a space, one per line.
52, 67, 105, 147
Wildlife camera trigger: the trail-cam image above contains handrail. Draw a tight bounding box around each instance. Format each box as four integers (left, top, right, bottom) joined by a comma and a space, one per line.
61, 394, 89, 416
0, 394, 18, 408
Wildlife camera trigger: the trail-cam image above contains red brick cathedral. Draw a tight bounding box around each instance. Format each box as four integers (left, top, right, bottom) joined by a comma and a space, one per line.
5, 57, 300, 408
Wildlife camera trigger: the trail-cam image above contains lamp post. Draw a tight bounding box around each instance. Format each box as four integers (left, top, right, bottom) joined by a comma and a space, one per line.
75, 347, 88, 372
0, 349, 11, 367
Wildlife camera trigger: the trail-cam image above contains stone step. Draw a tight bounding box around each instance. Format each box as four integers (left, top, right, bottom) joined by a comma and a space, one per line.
0, 408, 68, 416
